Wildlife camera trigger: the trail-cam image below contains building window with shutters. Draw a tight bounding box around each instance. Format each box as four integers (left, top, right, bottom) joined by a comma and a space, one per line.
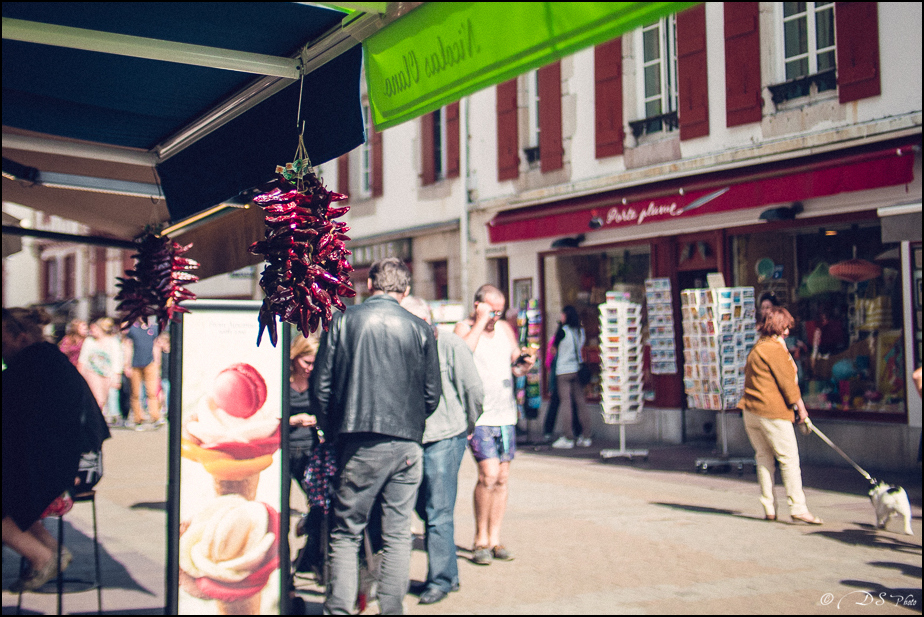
769, 2, 836, 104
630, 17, 679, 138
432, 108, 446, 180
358, 103, 373, 198
524, 70, 541, 166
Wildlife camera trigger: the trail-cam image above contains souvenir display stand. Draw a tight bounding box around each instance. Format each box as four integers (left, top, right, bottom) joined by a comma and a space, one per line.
516, 299, 543, 441
597, 294, 649, 461
679, 287, 758, 472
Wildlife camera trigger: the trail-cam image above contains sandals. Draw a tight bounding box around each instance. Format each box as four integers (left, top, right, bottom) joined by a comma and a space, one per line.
791, 512, 823, 525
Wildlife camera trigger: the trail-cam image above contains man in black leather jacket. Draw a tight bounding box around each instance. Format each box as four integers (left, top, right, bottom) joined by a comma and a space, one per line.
312, 257, 441, 614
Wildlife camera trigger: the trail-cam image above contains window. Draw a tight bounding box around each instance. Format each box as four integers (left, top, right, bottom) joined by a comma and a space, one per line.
783, 2, 835, 81
525, 70, 540, 149
432, 108, 446, 180
358, 104, 373, 198
640, 16, 678, 130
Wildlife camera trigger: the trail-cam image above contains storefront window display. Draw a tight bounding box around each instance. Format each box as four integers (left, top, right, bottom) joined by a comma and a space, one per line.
733, 221, 905, 417
543, 245, 651, 400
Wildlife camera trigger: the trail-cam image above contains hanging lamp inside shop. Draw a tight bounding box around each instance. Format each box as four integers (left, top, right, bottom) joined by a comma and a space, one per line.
828, 258, 883, 283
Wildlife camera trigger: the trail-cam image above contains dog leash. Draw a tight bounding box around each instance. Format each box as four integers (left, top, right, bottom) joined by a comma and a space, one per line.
803, 418, 874, 483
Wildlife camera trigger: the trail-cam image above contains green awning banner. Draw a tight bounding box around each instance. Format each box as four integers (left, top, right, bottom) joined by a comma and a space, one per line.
365, 1, 699, 130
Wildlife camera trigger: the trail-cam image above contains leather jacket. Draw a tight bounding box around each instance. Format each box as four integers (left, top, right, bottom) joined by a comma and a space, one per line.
311, 294, 442, 443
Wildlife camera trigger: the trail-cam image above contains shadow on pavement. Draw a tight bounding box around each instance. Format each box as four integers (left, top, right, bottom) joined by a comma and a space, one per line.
524, 441, 923, 506
2, 521, 156, 597
650, 501, 745, 518
808, 528, 922, 554
869, 561, 923, 579
129, 502, 166, 512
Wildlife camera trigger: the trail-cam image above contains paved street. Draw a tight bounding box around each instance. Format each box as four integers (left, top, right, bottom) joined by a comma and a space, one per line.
3, 425, 921, 615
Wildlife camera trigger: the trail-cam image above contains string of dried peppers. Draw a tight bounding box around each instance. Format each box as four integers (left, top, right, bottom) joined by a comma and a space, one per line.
249, 156, 355, 347
115, 229, 199, 331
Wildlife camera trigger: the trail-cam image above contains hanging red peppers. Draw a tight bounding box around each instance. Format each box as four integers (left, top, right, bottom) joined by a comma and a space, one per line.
249, 158, 355, 347
115, 230, 200, 331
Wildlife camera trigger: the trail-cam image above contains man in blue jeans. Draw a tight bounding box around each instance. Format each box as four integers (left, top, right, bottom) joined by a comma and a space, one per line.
401, 296, 484, 605
312, 258, 441, 614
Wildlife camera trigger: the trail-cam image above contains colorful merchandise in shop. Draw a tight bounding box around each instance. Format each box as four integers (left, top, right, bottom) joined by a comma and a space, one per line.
645, 278, 677, 374
249, 151, 356, 346
515, 299, 542, 420
115, 229, 199, 331
598, 294, 645, 424
680, 287, 756, 410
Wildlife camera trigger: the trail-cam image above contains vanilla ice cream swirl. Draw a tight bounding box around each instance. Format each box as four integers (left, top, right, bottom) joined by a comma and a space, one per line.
180, 495, 276, 583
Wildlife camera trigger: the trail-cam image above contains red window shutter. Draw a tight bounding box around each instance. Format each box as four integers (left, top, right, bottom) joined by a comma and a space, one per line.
595, 38, 624, 158
41, 259, 51, 303
835, 2, 881, 103
677, 3, 709, 140
538, 61, 563, 173
421, 112, 436, 186
496, 79, 519, 181
724, 2, 762, 126
371, 129, 383, 197
446, 102, 460, 179
337, 154, 350, 204
94, 247, 106, 294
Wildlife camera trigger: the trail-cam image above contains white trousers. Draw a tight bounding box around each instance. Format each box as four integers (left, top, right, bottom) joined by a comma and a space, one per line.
742, 411, 809, 518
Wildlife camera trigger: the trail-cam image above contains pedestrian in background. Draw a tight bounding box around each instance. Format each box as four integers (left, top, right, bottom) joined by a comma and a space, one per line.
738, 305, 822, 525
401, 295, 484, 605
123, 317, 163, 429
551, 306, 593, 449
58, 319, 88, 366
312, 257, 441, 615
78, 316, 123, 425
455, 284, 535, 566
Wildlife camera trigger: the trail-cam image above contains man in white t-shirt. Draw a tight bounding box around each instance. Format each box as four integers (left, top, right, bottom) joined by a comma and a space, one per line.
454, 284, 535, 565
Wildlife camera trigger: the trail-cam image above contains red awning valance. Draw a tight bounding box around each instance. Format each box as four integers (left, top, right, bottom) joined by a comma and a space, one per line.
487, 144, 915, 243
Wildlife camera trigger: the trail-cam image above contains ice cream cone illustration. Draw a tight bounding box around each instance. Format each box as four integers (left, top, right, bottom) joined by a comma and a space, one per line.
179, 495, 280, 614
181, 363, 280, 500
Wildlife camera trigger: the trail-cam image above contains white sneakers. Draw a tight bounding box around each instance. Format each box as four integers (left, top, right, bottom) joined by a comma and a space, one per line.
551, 436, 593, 449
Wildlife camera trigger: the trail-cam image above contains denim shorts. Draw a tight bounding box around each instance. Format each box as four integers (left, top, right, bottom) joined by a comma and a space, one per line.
469, 425, 516, 462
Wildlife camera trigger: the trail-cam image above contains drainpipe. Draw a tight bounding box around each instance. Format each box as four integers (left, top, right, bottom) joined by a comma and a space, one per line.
460, 97, 472, 305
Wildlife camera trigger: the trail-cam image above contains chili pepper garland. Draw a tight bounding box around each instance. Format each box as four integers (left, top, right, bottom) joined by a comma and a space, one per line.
115, 229, 199, 331
249, 156, 355, 347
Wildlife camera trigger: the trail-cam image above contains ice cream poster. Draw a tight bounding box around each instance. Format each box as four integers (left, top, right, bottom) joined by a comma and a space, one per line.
174, 304, 285, 615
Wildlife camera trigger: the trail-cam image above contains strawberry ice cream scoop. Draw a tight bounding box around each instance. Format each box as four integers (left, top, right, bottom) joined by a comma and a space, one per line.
212, 363, 267, 418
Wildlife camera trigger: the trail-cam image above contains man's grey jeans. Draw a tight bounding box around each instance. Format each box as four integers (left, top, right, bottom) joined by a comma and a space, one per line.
324, 435, 423, 615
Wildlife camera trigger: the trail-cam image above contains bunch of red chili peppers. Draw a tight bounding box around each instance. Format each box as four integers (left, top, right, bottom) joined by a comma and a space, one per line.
115, 230, 199, 331
249, 160, 355, 346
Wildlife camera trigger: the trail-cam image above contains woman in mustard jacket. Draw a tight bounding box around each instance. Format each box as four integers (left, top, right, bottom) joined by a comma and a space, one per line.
738, 306, 822, 525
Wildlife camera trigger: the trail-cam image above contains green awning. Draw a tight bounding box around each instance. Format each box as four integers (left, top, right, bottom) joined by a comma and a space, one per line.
365, 1, 699, 130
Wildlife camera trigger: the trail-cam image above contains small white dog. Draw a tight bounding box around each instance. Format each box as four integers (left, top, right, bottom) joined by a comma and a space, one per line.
869, 481, 913, 536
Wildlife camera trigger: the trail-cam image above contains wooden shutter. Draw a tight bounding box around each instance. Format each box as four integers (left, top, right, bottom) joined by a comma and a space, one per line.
496, 79, 519, 181
446, 102, 460, 179
94, 247, 107, 294
724, 2, 762, 126
371, 128, 383, 197
337, 154, 350, 203
595, 38, 624, 158
538, 61, 563, 172
835, 2, 881, 103
420, 112, 436, 186
677, 4, 709, 140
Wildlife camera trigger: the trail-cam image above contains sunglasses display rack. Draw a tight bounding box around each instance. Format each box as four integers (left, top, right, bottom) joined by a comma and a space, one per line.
680, 287, 757, 412
515, 299, 542, 422
598, 294, 649, 461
